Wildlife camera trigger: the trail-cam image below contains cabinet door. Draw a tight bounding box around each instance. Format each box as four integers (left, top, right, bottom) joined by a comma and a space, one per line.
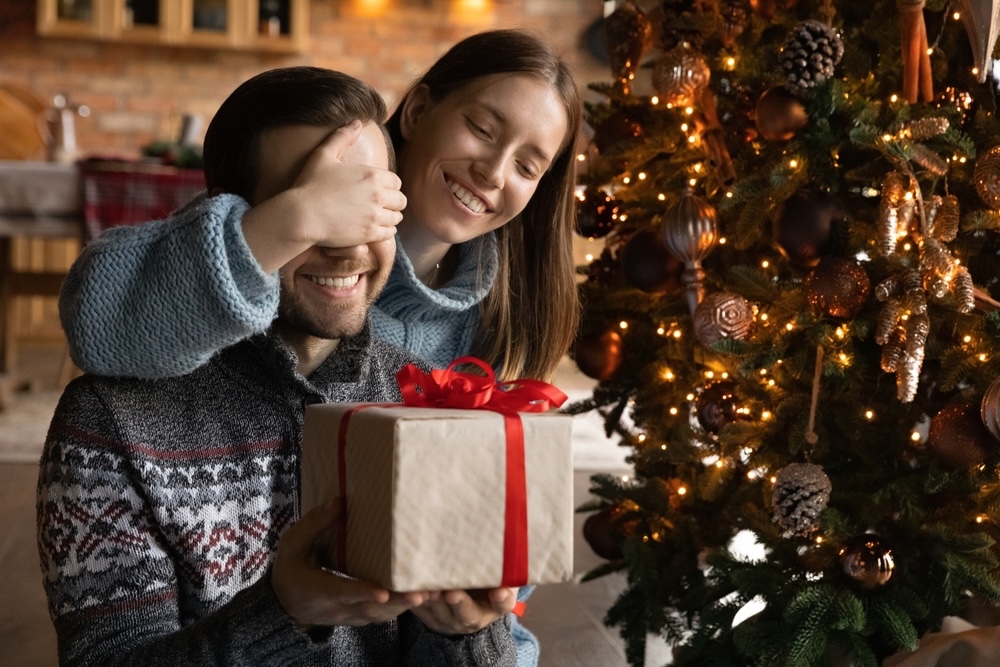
37, 0, 113, 39
179, 0, 244, 48
114, 0, 171, 45
244, 0, 309, 53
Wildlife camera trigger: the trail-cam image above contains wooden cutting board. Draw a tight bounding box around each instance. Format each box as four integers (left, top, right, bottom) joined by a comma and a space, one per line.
0, 83, 46, 161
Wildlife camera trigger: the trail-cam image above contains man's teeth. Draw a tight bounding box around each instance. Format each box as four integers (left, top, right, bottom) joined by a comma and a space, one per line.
309, 275, 360, 288
449, 181, 487, 214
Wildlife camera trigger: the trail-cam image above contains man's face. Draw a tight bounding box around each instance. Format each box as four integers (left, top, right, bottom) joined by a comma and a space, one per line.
254, 121, 395, 341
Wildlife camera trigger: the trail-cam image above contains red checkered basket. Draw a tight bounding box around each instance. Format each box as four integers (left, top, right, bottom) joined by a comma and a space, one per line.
78, 160, 206, 240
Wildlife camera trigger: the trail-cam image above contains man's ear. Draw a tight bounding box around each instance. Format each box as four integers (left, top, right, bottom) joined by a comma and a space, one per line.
399, 84, 432, 142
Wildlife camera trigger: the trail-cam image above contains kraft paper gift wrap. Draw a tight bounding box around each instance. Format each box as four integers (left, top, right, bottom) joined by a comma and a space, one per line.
300, 403, 575, 592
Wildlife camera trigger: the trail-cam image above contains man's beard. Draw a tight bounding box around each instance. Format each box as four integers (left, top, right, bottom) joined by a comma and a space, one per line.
275, 285, 370, 341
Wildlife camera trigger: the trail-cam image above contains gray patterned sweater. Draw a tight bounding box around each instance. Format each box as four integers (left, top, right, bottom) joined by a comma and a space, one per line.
36, 325, 516, 666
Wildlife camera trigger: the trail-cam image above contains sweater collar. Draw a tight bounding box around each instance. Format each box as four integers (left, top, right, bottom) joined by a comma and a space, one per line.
219, 320, 375, 391
386, 233, 498, 310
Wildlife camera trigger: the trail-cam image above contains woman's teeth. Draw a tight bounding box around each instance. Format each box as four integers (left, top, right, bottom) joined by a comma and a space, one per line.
448, 180, 487, 213
309, 275, 360, 288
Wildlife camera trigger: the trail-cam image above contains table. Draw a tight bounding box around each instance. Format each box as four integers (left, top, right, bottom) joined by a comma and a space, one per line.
0, 161, 82, 408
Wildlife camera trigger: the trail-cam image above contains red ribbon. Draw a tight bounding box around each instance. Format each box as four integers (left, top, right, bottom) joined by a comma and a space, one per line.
334, 357, 566, 588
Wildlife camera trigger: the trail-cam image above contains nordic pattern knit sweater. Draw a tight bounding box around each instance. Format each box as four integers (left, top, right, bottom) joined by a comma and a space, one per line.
60, 193, 497, 378
36, 326, 517, 666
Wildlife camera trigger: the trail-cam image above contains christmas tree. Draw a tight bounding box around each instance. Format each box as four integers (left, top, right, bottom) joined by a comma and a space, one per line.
571, 0, 1000, 665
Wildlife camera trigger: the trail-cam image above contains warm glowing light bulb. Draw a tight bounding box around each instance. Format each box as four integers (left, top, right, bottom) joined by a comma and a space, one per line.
785, 322, 794, 331
789, 159, 798, 168
761, 411, 772, 420
680, 123, 689, 132
637, 434, 646, 442
651, 95, 659, 105
890, 94, 898, 103
911, 431, 920, 442
705, 370, 715, 379
677, 486, 687, 495
585, 253, 594, 262
760, 313, 769, 321
619, 320, 628, 329
638, 172, 647, 180
980, 353, 988, 362
657, 326, 665, 335
576, 153, 585, 162
761, 260, 770, 268
964, 335, 972, 343
669, 407, 678, 415
865, 409, 875, 420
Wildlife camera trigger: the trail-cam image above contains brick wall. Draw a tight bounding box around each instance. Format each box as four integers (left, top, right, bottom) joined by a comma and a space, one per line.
0, 0, 608, 158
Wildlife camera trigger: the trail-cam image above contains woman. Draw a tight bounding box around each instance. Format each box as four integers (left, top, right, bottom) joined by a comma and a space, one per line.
59, 30, 582, 666
62, 28, 581, 385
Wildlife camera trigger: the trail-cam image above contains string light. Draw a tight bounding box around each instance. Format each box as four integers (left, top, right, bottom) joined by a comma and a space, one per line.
619, 320, 628, 329
910, 431, 921, 442
585, 253, 594, 262
669, 407, 678, 415
865, 409, 875, 420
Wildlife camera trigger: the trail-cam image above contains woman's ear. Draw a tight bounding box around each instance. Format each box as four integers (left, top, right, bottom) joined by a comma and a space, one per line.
399, 84, 432, 141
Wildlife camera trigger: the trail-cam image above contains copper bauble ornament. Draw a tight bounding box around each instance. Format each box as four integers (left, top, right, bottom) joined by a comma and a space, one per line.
576, 189, 619, 239
957, 0, 1000, 83
772, 190, 846, 269
621, 228, 683, 293
695, 381, 744, 434
661, 188, 719, 313
974, 145, 1000, 210
754, 86, 809, 142
841, 534, 894, 589
651, 42, 711, 107
583, 507, 625, 560
927, 403, 996, 468
804, 257, 871, 318
771, 462, 832, 536
604, 0, 651, 95
981, 377, 1000, 441
692, 291, 754, 347
574, 328, 623, 381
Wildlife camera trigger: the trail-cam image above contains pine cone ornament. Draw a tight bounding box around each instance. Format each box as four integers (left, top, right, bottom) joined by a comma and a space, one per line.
771, 462, 832, 536
779, 20, 844, 96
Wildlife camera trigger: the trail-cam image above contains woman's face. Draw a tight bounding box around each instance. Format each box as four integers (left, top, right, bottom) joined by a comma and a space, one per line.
397, 73, 569, 246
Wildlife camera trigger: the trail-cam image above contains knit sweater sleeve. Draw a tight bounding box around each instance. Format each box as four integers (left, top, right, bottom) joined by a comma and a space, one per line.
36, 380, 323, 667
59, 193, 279, 379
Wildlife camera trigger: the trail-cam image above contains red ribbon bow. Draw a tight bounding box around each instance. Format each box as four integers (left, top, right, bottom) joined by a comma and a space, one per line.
395, 356, 568, 413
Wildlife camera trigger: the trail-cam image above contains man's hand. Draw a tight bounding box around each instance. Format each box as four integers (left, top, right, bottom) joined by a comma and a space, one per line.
271, 502, 428, 628
412, 587, 518, 636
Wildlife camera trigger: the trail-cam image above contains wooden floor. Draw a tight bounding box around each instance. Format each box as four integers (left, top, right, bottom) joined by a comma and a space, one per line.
0, 342, 673, 666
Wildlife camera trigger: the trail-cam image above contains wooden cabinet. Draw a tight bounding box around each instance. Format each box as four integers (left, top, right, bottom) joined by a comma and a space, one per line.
37, 0, 308, 53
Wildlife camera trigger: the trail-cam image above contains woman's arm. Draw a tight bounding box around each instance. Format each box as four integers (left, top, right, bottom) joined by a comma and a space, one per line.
59, 193, 279, 378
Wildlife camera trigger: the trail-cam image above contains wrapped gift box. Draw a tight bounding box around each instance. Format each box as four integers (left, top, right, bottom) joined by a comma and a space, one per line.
300, 403, 574, 592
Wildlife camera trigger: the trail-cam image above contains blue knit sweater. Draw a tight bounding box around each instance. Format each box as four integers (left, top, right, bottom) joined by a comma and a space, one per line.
58, 192, 539, 665
61, 193, 497, 378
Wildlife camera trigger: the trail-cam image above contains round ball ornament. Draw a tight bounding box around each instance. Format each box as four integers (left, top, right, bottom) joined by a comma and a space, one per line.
583, 507, 625, 560
981, 377, 1000, 442
772, 190, 846, 269
754, 86, 808, 142
621, 228, 683, 293
576, 189, 619, 239
974, 145, 1000, 210
695, 381, 744, 434
840, 534, 894, 589
771, 462, 832, 536
574, 328, 623, 381
927, 402, 996, 468
779, 20, 845, 96
804, 257, 871, 318
651, 42, 711, 107
692, 291, 754, 347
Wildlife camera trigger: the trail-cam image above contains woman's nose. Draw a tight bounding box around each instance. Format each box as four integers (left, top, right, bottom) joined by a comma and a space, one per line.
472, 150, 509, 189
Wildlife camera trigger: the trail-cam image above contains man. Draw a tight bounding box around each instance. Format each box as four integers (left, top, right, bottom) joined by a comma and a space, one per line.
37, 67, 517, 666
